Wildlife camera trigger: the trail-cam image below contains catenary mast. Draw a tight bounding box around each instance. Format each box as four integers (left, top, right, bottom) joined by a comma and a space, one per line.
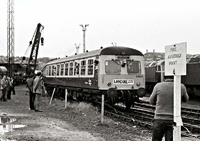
7, 0, 15, 77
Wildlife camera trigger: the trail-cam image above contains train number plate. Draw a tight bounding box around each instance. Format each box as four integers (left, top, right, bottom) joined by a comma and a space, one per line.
113, 79, 134, 85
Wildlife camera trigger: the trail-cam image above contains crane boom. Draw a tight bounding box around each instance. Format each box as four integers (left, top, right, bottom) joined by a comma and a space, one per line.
26, 23, 44, 76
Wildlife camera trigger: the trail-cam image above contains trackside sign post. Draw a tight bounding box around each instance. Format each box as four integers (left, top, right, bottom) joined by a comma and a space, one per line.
165, 42, 187, 141
165, 42, 186, 76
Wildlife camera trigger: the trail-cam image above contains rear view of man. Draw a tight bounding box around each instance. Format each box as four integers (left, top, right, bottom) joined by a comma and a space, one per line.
33, 72, 44, 112
149, 75, 189, 141
26, 74, 35, 110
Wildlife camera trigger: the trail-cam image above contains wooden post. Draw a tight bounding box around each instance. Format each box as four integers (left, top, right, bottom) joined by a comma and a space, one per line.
101, 94, 105, 123
49, 88, 56, 105
173, 75, 182, 141
65, 89, 68, 109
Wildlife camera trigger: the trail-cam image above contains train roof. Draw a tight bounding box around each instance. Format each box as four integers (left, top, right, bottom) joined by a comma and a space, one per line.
46, 46, 143, 65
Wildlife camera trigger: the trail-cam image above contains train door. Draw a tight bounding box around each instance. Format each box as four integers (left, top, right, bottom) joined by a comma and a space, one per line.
74, 60, 81, 87
156, 60, 165, 82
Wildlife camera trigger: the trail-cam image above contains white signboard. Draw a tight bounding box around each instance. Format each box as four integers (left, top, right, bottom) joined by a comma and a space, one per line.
165, 42, 187, 75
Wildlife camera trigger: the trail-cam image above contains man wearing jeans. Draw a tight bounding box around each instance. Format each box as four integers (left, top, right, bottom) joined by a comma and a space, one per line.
149, 75, 189, 141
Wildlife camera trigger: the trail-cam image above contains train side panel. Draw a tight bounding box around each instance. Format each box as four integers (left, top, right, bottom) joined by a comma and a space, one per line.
43, 56, 99, 90
145, 61, 200, 96
145, 66, 158, 83
43, 77, 98, 89
182, 63, 200, 85
182, 63, 200, 96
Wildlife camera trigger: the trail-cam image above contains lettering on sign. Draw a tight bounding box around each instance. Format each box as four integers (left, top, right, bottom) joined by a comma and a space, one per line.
170, 46, 177, 52
169, 61, 177, 65
167, 46, 181, 66
168, 54, 181, 59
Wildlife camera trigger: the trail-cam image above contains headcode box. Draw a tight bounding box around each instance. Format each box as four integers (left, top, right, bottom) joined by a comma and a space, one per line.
165, 42, 187, 76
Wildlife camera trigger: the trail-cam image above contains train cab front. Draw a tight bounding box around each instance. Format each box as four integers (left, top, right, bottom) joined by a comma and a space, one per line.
99, 54, 146, 109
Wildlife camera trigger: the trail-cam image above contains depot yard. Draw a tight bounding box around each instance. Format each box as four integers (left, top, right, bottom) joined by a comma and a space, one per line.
0, 85, 151, 141
0, 85, 199, 141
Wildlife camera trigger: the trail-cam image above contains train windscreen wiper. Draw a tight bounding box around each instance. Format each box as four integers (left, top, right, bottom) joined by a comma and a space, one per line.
111, 59, 120, 65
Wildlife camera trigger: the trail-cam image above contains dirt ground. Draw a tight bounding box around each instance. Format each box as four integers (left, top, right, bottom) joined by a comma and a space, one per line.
0, 85, 199, 141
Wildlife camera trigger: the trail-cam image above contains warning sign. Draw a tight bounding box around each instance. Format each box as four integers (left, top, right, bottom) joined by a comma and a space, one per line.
165, 42, 187, 75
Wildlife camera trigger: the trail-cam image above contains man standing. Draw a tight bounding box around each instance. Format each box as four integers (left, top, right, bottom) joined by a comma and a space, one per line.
26, 74, 35, 110
149, 75, 189, 141
0, 75, 8, 102
33, 72, 44, 112
11, 77, 16, 95
7, 77, 12, 100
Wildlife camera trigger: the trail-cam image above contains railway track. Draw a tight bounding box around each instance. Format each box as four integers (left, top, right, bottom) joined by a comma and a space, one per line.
133, 102, 200, 133
102, 101, 200, 138
61, 92, 200, 137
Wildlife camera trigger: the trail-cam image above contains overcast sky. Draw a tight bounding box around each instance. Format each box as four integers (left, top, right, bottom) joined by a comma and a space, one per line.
0, 0, 200, 58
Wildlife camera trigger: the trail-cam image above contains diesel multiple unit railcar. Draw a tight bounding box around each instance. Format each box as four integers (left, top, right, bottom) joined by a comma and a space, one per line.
42, 46, 146, 108
145, 58, 200, 97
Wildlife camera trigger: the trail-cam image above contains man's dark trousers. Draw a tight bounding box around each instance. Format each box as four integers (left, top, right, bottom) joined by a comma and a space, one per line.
29, 91, 35, 110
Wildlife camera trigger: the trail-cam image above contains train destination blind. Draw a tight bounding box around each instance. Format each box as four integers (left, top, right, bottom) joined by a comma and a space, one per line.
113, 79, 134, 85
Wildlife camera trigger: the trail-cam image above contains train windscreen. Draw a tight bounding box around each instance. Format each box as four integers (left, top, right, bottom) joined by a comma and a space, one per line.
127, 60, 141, 73
105, 60, 121, 74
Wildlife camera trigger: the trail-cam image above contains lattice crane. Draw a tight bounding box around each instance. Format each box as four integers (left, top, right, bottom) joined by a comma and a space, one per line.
22, 23, 44, 77
7, 0, 15, 77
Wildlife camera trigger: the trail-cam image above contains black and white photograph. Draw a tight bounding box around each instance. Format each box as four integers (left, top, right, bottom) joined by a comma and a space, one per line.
0, 0, 200, 140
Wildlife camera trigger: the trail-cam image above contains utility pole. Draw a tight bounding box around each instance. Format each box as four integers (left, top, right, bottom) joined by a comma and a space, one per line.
7, 0, 15, 77
80, 24, 89, 53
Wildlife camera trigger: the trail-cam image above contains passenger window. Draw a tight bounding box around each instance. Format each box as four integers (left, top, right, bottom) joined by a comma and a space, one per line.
49, 66, 51, 76
61, 64, 64, 76
69, 62, 73, 75
127, 60, 140, 73
57, 64, 60, 76
46, 66, 49, 76
105, 60, 121, 75
52, 65, 56, 76
65, 63, 68, 76
81, 60, 86, 75
51, 66, 54, 76
74, 62, 79, 75
88, 59, 94, 75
